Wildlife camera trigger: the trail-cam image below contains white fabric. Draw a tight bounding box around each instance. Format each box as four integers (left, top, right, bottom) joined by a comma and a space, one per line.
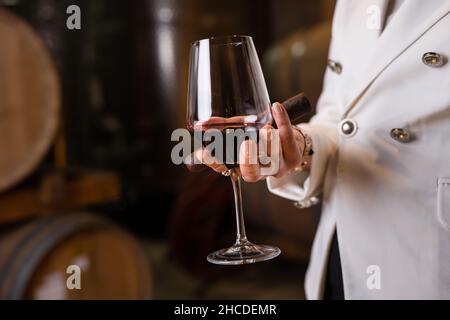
267, 0, 450, 299
386, 0, 405, 27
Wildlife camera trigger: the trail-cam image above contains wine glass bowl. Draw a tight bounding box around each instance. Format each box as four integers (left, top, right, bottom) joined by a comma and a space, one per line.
187, 35, 281, 265
187, 35, 272, 127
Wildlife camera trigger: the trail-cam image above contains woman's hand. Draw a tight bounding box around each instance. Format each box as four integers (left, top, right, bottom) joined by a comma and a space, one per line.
194, 102, 307, 182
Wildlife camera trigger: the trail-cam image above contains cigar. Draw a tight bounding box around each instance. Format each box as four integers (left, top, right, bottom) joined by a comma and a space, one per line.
273, 92, 312, 128
185, 92, 312, 172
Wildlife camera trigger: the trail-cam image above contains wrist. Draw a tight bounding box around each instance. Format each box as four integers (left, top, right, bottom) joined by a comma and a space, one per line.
292, 126, 314, 171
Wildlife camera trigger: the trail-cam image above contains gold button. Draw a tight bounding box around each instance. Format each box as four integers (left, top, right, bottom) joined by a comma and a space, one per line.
327, 59, 343, 74
422, 52, 445, 68
390, 128, 414, 143
294, 196, 320, 209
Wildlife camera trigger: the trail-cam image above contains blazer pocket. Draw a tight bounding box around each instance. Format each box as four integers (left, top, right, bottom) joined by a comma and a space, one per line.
437, 178, 450, 230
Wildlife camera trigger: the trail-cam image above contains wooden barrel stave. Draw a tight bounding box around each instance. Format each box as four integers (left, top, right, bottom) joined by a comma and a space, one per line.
0, 8, 60, 193
0, 212, 152, 300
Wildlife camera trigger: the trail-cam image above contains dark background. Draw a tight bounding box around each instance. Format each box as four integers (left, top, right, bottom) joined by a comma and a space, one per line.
0, 0, 335, 299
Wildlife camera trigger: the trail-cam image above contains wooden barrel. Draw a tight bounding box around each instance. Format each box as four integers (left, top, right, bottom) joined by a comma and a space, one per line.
0, 9, 60, 192
0, 212, 152, 299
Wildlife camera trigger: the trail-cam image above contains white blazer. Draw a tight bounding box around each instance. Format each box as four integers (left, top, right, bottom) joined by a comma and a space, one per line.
267, 0, 450, 299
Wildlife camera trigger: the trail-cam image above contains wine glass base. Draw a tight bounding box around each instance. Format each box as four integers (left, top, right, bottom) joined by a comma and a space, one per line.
207, 240, 281, 265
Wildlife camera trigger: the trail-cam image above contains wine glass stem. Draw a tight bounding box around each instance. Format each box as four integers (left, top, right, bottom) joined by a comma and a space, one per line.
230, 169, 248, 245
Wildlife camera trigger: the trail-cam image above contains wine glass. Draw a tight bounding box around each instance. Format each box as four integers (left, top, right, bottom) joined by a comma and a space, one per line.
186, 35, 281, 265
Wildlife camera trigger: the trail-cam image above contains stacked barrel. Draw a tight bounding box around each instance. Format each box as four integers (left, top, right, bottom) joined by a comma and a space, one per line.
0, 8, 152, 300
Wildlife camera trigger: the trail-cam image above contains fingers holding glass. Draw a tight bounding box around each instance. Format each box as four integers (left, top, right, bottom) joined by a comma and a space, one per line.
194, 148, 229, 175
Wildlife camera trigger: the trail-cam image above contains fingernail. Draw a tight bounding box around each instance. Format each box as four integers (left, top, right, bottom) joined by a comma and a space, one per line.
272, 102, 282, 114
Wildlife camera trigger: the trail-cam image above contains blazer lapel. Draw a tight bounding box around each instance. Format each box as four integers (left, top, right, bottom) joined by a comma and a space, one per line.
342, 0, 450, 119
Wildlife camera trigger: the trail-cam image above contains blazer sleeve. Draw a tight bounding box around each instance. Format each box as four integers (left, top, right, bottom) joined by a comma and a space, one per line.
266, 14, 343, 205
